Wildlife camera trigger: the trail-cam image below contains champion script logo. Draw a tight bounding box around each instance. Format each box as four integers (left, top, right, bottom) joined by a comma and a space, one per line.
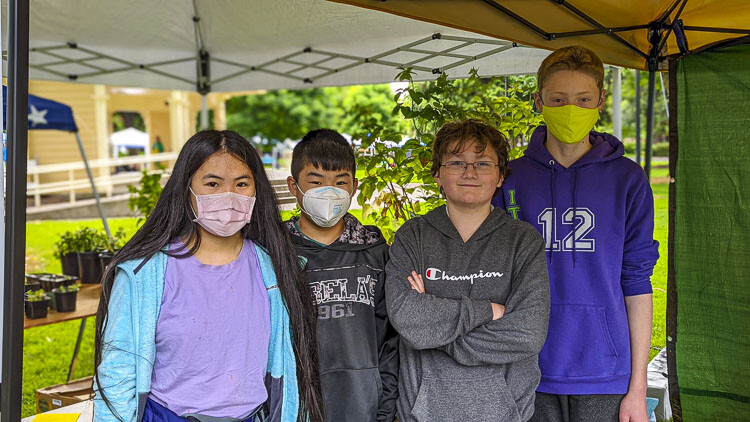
425, 268, 504, 285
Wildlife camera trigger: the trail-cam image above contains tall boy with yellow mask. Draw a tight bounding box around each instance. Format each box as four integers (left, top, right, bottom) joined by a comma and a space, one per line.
492, 46, 659, 422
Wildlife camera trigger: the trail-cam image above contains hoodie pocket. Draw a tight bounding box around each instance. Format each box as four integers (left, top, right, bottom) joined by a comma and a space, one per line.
411, 375, 521, 422
539, 304, 618, 378
321, 367, 380, 421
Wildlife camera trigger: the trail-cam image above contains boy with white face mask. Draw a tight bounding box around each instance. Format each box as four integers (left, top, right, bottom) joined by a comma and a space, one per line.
285, 129, 399, 422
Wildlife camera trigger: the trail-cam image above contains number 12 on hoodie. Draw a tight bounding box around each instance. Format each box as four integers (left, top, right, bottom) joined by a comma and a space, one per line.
537, 207, 596, 252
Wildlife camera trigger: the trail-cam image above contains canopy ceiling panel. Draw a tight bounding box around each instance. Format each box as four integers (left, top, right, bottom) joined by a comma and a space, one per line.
332, 0, 750, 70
1, 0, 552, 92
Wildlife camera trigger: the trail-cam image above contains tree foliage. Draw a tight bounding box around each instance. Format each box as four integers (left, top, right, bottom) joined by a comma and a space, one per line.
128, 170, 164, 224
225, 85, 406, 152
350, 69, 543, 242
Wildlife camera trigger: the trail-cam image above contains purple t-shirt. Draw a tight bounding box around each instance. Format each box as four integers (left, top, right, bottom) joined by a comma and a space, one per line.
149, 239, 270, 419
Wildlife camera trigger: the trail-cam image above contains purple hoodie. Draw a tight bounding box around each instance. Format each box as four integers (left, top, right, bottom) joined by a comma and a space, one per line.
492, 126, 659, 395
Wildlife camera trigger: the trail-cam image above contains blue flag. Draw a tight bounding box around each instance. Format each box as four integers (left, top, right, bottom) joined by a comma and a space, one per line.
2, 85, 78, 132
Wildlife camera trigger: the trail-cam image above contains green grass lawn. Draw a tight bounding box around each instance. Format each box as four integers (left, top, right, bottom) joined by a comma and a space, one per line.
20, 187, 669, 417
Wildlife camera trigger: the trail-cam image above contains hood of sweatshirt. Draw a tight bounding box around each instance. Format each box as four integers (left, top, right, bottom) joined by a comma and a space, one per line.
524, 125, 624, 170
286, 213, 386, 252
421, 204, 510, 244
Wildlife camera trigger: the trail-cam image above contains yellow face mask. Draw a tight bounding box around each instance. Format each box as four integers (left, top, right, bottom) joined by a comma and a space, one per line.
541, 104, 600, 144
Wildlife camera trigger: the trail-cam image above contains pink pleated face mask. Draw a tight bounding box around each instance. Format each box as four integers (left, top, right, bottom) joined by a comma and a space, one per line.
190, 187, 256, 237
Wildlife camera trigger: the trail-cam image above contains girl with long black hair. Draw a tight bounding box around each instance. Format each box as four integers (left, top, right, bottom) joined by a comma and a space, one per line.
93, 130, 324, 422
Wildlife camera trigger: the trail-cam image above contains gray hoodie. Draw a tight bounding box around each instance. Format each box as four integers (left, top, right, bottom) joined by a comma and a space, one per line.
385, 206, 550, 422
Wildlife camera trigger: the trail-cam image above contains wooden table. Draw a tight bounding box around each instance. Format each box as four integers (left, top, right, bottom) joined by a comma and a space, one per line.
24, 284, 101, 383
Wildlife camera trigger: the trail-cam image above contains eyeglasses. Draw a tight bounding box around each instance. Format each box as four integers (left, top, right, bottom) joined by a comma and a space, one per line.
441, 160, 500, 175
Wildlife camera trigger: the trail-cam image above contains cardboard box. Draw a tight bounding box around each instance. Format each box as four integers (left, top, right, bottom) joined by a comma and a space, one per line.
36, 376, 94, 413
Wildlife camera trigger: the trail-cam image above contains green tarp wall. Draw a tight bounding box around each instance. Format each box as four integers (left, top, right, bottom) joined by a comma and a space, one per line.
674, 43, 750, 420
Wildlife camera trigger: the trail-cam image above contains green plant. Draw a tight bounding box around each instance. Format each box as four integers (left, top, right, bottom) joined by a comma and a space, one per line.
73, 227, 103, 252
351, 68, 543, 242
25, 289, 47, 302
98, 227, 128, 252
54, 230, 79, 258
128, 170, 164, 223
56, 283, 81, 293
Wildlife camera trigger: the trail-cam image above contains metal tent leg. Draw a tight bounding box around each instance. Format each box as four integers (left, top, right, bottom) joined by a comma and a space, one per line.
74, 131, 112, 238
645, 69, 657, 180
67, 317, 87, 384
1, 0, 30, 418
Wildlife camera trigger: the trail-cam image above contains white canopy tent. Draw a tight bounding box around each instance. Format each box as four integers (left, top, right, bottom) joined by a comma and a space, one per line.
110, 127, 151, 162
17, 0, 551, 93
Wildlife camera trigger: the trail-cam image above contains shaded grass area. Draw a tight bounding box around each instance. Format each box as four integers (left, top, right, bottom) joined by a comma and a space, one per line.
651, 185, 668, 360
21, 189, 667, 417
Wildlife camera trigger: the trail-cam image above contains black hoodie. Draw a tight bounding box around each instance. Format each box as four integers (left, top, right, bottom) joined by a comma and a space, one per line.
286, 214, 399, 422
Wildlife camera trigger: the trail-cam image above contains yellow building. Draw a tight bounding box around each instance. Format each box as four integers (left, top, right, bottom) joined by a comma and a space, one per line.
27, 80, 236, 186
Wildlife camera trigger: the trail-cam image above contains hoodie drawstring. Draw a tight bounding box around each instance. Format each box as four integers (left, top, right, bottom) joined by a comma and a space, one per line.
549, 161, 580, 268
549, 160, 556, 265
572, 168, 579, 268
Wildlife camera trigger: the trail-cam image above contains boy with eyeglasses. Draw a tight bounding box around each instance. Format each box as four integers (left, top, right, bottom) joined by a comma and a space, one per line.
494, 46, 659, 422
386, 119, 550, 421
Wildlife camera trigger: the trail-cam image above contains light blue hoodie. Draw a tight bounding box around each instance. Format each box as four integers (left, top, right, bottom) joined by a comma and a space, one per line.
94, 244, 301, 421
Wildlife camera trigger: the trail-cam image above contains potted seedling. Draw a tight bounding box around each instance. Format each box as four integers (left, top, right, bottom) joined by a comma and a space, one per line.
55, 230, 81, 277
98, 228, 127, 275
24, 289, 49, 319
39, 274, 69, 292
76, 227, 105, 284
53, 283, 80, 313
39, 274, 75, 309
24, 273, 44, 293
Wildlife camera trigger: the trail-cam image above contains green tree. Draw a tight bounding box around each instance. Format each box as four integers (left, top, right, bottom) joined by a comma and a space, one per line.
351, 69, 542, 242
225, 87, 346, 150
225, 85, 405, 152
111, 111, 146, 132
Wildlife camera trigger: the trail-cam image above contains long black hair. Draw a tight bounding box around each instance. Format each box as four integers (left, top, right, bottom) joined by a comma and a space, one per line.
94, 130, 324, 421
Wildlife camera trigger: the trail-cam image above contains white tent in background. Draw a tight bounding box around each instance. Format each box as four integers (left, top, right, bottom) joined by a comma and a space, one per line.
110, 127, 151, 160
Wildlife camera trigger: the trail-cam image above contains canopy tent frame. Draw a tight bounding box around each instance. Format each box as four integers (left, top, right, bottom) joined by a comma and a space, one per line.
1, 0, 28, 418
17, 0, 531, 130
23, 34, 523, 89
21, 33, 530, 131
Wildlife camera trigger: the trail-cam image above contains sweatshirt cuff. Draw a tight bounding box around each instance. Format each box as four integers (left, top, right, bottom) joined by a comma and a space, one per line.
471, 299, 494, 328
622, 280, 653, 297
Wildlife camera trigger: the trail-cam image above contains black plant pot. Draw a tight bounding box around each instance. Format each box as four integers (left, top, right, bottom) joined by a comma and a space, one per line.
24, 273, 45, 293
53, 289, 78, 312
25, 299, 49, 319
39, 274, 68, 294
26, 273, 51, 290
99, 251, 115, 276
77, 251, 103, 284
60, 252, 80, 277
24, 281, 41, 293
